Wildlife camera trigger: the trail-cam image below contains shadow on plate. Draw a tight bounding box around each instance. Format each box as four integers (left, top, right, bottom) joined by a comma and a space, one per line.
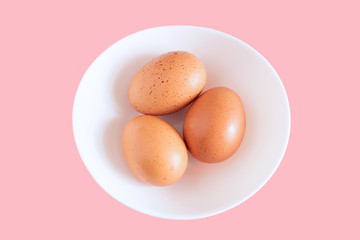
113, 54, 155, 113
103, 117, 139, 183
102, 54, 155, 183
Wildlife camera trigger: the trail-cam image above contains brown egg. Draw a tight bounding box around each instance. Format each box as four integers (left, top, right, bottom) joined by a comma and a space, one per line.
183, 87, 246, 163
122, 115, 188, 186
128, 51, 206, 115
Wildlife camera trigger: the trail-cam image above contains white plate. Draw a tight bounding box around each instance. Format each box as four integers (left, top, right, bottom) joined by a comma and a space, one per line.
72, 26, 290, 220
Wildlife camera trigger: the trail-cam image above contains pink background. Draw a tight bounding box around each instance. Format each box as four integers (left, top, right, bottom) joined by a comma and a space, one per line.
1, 0, 359, 239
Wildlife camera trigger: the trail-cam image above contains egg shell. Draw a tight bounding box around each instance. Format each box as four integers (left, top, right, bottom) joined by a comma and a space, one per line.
128, 51, 206, 115
122, 115, 188, 186
183, 87, 246, 163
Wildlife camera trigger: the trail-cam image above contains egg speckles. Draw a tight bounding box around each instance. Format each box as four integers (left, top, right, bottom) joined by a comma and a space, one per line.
122, 115, 188, 186
128, 51, 206, 115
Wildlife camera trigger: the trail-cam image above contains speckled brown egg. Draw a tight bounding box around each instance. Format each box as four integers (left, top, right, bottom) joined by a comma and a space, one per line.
128, 51, 206, 115
183, 87, 246, 163
122, 115, 188, 186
